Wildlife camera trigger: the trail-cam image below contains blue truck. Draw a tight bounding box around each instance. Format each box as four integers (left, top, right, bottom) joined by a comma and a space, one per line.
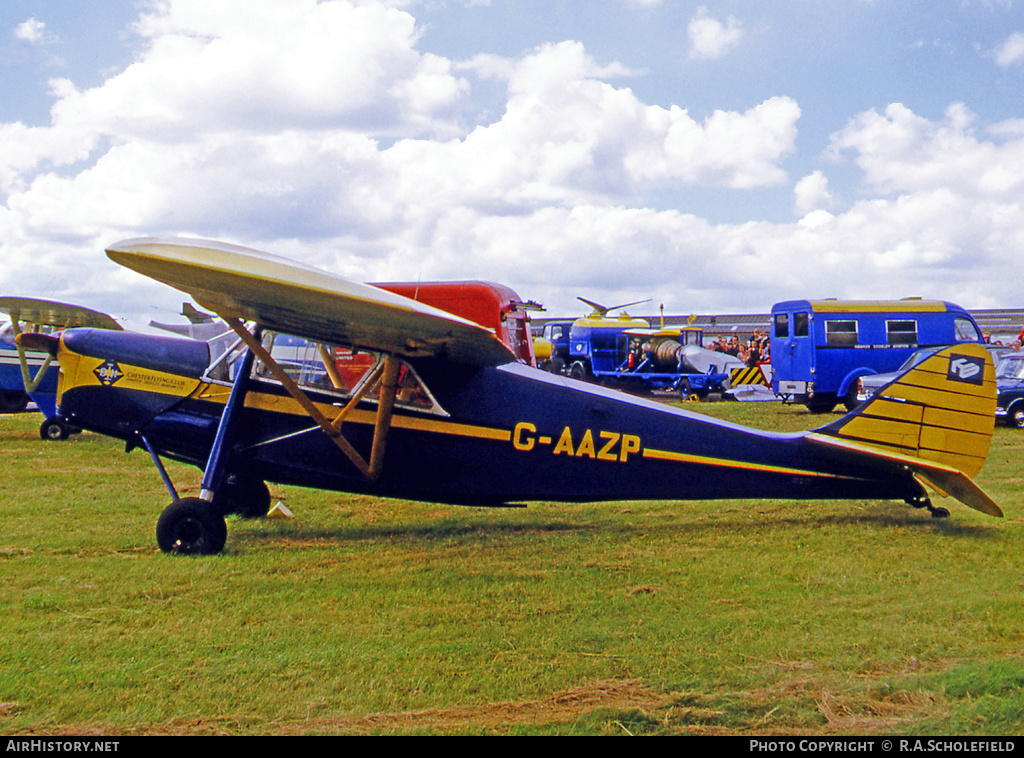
563, 311, 739, 399
770, 298, 984, 412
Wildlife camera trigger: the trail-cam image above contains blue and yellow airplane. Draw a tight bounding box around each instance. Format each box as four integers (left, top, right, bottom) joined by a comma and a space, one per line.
1, 297, 122, 439
27, 238, 1002, 554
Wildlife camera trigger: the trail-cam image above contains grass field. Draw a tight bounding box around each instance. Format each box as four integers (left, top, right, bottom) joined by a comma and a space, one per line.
2, 400, 1023, 735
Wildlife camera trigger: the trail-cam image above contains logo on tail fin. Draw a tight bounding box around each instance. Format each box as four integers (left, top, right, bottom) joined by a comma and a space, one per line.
947, 354, 985, 385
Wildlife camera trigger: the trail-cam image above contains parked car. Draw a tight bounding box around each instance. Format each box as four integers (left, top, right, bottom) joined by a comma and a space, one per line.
856, 345, 1014, 405
996, 352, 1024, 429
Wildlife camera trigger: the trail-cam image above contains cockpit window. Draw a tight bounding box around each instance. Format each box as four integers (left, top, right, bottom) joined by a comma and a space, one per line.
204, 330, 446, 415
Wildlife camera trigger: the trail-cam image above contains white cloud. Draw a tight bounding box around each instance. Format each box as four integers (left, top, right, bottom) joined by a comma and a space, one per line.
794, 171, 835, 217
995, 31, 1024, 67
14, 18, 47, 44
2, 1, 1024, 324
687, 7, 743, 60
828, 102, 1024, 198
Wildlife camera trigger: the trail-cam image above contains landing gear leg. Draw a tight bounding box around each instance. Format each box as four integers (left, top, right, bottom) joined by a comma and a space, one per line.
154, 333, 260, 555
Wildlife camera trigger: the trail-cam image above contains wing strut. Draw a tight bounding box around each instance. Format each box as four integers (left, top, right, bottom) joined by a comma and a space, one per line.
224, 318, 398, 482
8, 313, 57, 394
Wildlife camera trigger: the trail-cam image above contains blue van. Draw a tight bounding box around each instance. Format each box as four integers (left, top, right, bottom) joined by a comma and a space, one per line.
770, 299, 983, 412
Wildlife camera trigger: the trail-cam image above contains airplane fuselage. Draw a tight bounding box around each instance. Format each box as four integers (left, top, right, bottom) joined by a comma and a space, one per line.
55, 328, 917, 508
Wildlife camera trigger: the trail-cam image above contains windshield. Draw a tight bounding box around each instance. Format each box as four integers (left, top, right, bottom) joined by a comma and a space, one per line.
996, 356, 1024, 381
898, 348, 939, 371
205, 330, 447, 415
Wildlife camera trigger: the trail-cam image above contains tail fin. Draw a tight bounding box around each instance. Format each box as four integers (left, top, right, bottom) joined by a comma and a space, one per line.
808, 343, 1001, 516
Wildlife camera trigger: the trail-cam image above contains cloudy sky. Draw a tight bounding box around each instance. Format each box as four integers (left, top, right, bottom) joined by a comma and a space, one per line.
2, 0, 1023, 328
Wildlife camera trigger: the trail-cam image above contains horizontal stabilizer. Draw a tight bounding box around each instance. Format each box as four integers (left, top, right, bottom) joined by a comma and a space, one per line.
806, 432, 1002, 517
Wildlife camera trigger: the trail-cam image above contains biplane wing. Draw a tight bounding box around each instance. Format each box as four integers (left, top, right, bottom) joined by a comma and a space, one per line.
0, 298, 123, 332
105, 238, 515, 368
1, 297, 122, 433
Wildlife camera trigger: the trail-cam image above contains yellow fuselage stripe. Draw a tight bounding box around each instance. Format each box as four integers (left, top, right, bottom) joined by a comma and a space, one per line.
641, 447, 848, 480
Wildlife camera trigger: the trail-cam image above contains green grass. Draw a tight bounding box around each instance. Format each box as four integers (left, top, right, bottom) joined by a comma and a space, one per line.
1, 402, 1023, 735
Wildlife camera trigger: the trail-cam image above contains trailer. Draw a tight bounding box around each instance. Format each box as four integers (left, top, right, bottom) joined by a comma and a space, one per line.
577, 324, 742, 399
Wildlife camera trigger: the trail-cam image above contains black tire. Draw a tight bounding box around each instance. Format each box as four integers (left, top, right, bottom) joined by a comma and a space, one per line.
0, 391, 29, 413
156, 497, 227, 555
678, 378, 692, 400
218, 475, 272, 519
539, 356, 565, 374
569, 361, 591, 382
805, 394, 837, 414
39, 417, 70, 441
1013, 406, 1024, 430
841, 386, 860, 412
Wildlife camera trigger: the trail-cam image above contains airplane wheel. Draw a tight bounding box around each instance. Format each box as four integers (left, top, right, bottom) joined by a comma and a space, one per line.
39, 418, 71, 441
0, 391, 29, 413
156, 498, 227, 555
930, 506, 950, 519
218, 475, 272, 519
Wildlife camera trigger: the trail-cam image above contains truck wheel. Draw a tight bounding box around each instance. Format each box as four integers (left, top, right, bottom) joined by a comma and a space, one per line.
842, 387, 860, 412
569, 362, 591, 382
805, 395, 837, 414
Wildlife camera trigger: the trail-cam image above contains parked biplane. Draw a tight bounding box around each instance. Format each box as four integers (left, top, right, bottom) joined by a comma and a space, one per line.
35, 238, 1002, 555
1, 297, 122, 439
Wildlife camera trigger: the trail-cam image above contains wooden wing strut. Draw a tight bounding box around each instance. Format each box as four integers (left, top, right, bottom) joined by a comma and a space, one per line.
225, 318, 398, 482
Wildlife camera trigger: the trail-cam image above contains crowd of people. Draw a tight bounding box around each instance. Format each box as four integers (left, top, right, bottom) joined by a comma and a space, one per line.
707, 331, 770, 368
982, 329, 1024, 351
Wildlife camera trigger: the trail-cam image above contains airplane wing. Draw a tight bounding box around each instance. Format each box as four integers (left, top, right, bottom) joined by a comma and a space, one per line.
0, 298, 123, 331
105, 237, 516, 367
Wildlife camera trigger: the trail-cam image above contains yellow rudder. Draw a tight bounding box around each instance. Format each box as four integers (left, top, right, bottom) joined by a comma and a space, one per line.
823, 344, 996, 478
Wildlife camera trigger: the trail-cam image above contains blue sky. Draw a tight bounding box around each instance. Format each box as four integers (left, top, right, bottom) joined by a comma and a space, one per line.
2, 0, 1023, 328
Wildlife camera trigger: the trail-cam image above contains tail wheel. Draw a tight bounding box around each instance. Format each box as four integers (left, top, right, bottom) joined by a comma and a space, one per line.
156, 497, 227, 555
